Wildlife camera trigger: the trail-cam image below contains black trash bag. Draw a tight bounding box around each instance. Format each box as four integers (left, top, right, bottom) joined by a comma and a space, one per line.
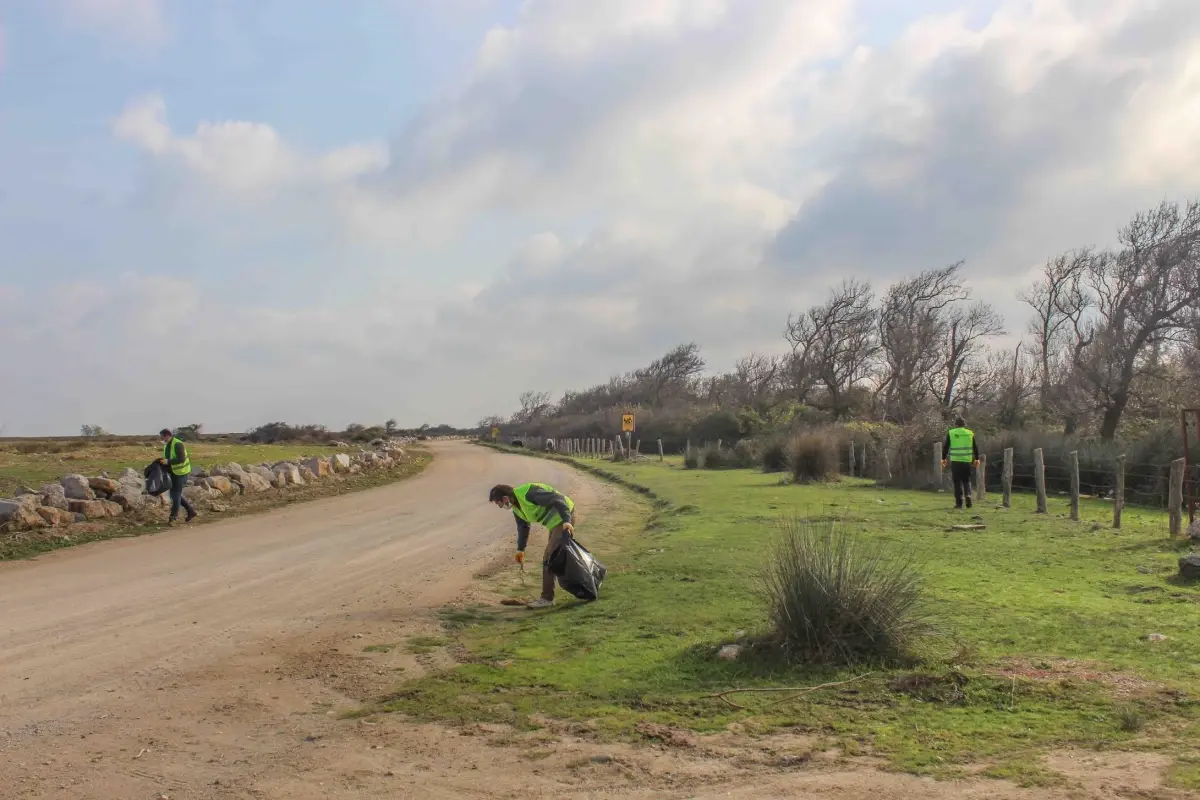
546, 536, 607, 601
143, 460, 171, 496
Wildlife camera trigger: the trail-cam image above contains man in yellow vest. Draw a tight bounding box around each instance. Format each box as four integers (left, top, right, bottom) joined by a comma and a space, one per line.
489, 482, 575, 609
941, 416, 980, 509
158, 428, 198, 526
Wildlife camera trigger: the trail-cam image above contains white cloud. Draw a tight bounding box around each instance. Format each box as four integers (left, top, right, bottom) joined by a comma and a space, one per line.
57, 0, 170, 50
9, 0, 1200, 435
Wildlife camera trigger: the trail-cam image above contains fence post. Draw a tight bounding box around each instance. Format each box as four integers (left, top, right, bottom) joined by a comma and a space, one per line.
657, 439, 664, 462
975, 453, 987, 503
635, 439, 641, 455
1003, 448, 1013, 508
686, 440, 692, 459
881, 448, 892, 482
861, 444, 868, 478
716, 439, 722, 452
1113, 455, 1125, 529
848, 442, 856, 477
1170, 457, 1186, 537
933, 442, 943, 491
1069, 450, 1080, 521
1033, 448, 1048, 513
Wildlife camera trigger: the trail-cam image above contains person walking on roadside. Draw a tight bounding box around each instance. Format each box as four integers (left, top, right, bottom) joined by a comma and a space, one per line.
489, 482, 575, 609
942, 416, 980, 509
159, 428, 198, 526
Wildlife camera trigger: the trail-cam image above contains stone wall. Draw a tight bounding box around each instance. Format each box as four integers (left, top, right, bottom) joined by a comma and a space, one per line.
0, 439, 414, 534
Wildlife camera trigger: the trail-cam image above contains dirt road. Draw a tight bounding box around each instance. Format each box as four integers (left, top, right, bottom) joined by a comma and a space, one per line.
0, 443, 1181, 799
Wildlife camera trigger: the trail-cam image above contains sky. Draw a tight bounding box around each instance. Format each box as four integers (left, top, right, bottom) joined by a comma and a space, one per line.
0, 0, 1198, 435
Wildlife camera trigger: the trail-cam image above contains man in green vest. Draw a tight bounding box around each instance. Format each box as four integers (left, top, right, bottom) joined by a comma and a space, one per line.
941, 416, 980, 509
489, 482, 575, 609
158, 428, 198, 526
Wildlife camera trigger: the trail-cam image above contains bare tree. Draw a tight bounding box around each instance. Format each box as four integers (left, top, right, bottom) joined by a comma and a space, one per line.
634, 343, 706, 406
975, 343, 1038, 428
1018, 251, 1092, 413
711, 353, 786, 411
784, 280, 879, 418
511, 390, 553, 425
876, 264, 969, 420
932, 301, 1006, 409
1068, 201, 1200, 440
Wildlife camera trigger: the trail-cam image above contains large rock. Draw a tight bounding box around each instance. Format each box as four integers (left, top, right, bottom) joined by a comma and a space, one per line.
272, 464, 304, 487
100, 500, 124, 517
88, 477, 121, 495
299, 466, 316, 482
39, 483, 70, 510
239, 473, 272, 493
61, 474, 96, 501
303, 457, 331, 478
7, 504, 48, 530
1188, 520, 1200, 542
183, 485, 221, 505
210, 463, 247, 479
247, 464, 275, 484
116, 469, 146, 509
205, 476, 237, 496
331, 453, 352, 474
37, 506, 76, 527
68, 499, 111, 519
1179, 554, 1200, 581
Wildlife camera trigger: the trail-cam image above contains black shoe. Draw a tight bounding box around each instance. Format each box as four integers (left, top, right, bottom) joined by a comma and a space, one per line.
185, 511, 198, 523
965, 497, 973, 509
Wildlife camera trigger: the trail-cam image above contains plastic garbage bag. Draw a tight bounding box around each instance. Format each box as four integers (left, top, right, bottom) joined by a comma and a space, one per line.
143, 460, 171, 496
546, 535, 607, 601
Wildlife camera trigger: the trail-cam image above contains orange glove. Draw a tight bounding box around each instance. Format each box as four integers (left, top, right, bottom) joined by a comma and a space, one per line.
940, 459, 948, 469
515, 551, 525, 565
973, 459, 980, 468
562, 522, 574, 536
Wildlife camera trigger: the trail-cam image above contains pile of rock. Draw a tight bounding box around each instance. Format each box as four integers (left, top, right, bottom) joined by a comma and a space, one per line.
0, 439, 413, 534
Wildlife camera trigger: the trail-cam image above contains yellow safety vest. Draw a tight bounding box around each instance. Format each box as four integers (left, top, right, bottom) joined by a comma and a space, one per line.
164, 437, 192, 476
947, 428, 975, 463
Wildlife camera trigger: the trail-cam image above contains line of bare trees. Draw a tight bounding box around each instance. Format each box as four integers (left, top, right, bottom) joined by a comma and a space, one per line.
490, 200, 1200, 443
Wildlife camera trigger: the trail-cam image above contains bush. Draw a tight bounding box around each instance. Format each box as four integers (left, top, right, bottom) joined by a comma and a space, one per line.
701, 445, 737, 469
762, 518, 936, 666
683, 449, 700, 469
761, 438, 790, 473
789, 432, 839, 483
732, 439, 759, 468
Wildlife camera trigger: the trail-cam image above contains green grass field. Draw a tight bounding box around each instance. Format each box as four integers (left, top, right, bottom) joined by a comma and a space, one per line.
374, 448, 1200, 787
0, 440, 344, 496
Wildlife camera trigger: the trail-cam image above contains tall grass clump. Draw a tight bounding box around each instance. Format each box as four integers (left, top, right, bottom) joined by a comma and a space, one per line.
683, 449, 700, 470
762, 518, 937, 666
701, 445, 737, 469
789, 432, 839, 483
760, 438, 791, 473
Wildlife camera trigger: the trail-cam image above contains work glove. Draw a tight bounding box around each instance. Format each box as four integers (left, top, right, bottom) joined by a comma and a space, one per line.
973, 459, 980, 468
562, 522, 574, 536
940, 459, 948, 469
515, 551, 525, 565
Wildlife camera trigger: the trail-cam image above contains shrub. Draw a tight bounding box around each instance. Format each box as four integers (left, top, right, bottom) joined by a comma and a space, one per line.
761, 438, 791, 473
762, 518, 936, 666
683, 450, 700, 469
789, 432, 839, 483
732, 439, 759, 468
701, 445, 737, 469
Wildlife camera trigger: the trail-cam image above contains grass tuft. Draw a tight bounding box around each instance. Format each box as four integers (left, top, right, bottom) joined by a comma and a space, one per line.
762, 517, 937, 666
789, 433, 839, 483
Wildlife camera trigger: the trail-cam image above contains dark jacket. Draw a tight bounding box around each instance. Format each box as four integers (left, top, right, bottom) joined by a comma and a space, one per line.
514, 484, 574, 552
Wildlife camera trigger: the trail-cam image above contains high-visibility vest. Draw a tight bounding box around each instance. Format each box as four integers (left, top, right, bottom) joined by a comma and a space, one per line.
512, 482, 574, 531
164, 437, 192, 476
947, 427, 975, 463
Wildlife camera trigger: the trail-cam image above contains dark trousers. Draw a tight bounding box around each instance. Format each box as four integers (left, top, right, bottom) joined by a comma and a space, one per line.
541, 525, 569, 601
951, 461, 973, 507
169, 472, 196, 520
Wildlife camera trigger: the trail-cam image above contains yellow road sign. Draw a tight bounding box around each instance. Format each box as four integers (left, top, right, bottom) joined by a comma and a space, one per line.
491, 427, 500, 439
621, 413, 635, 433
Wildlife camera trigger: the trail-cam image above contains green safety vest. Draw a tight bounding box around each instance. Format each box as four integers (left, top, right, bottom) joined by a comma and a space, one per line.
947, 427, 975, 463
164, 437, 191, 477
512, 482, 574, 531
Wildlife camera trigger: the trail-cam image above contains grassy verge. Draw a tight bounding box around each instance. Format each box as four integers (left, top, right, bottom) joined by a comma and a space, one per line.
369, 446, 1200, 783
0, 450, 431, 561
0, 440, 351, 496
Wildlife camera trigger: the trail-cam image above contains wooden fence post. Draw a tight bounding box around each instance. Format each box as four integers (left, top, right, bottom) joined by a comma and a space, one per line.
635, 439, 641, 455
657, 439, 664, 462
1033, 448, 1048, 513
933, 442, 943, 490
1170, 457, 1186, 537
1003, 448, 1013, 508
860, 444, 868, 478
1069, 450, 1080, 521
881, 449, 892, 482
1113, 455, 1125, 529
975, 453, 987, 503
848, 442, 856, 477
716, 439, 722, 452
686, 440, 692, 459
